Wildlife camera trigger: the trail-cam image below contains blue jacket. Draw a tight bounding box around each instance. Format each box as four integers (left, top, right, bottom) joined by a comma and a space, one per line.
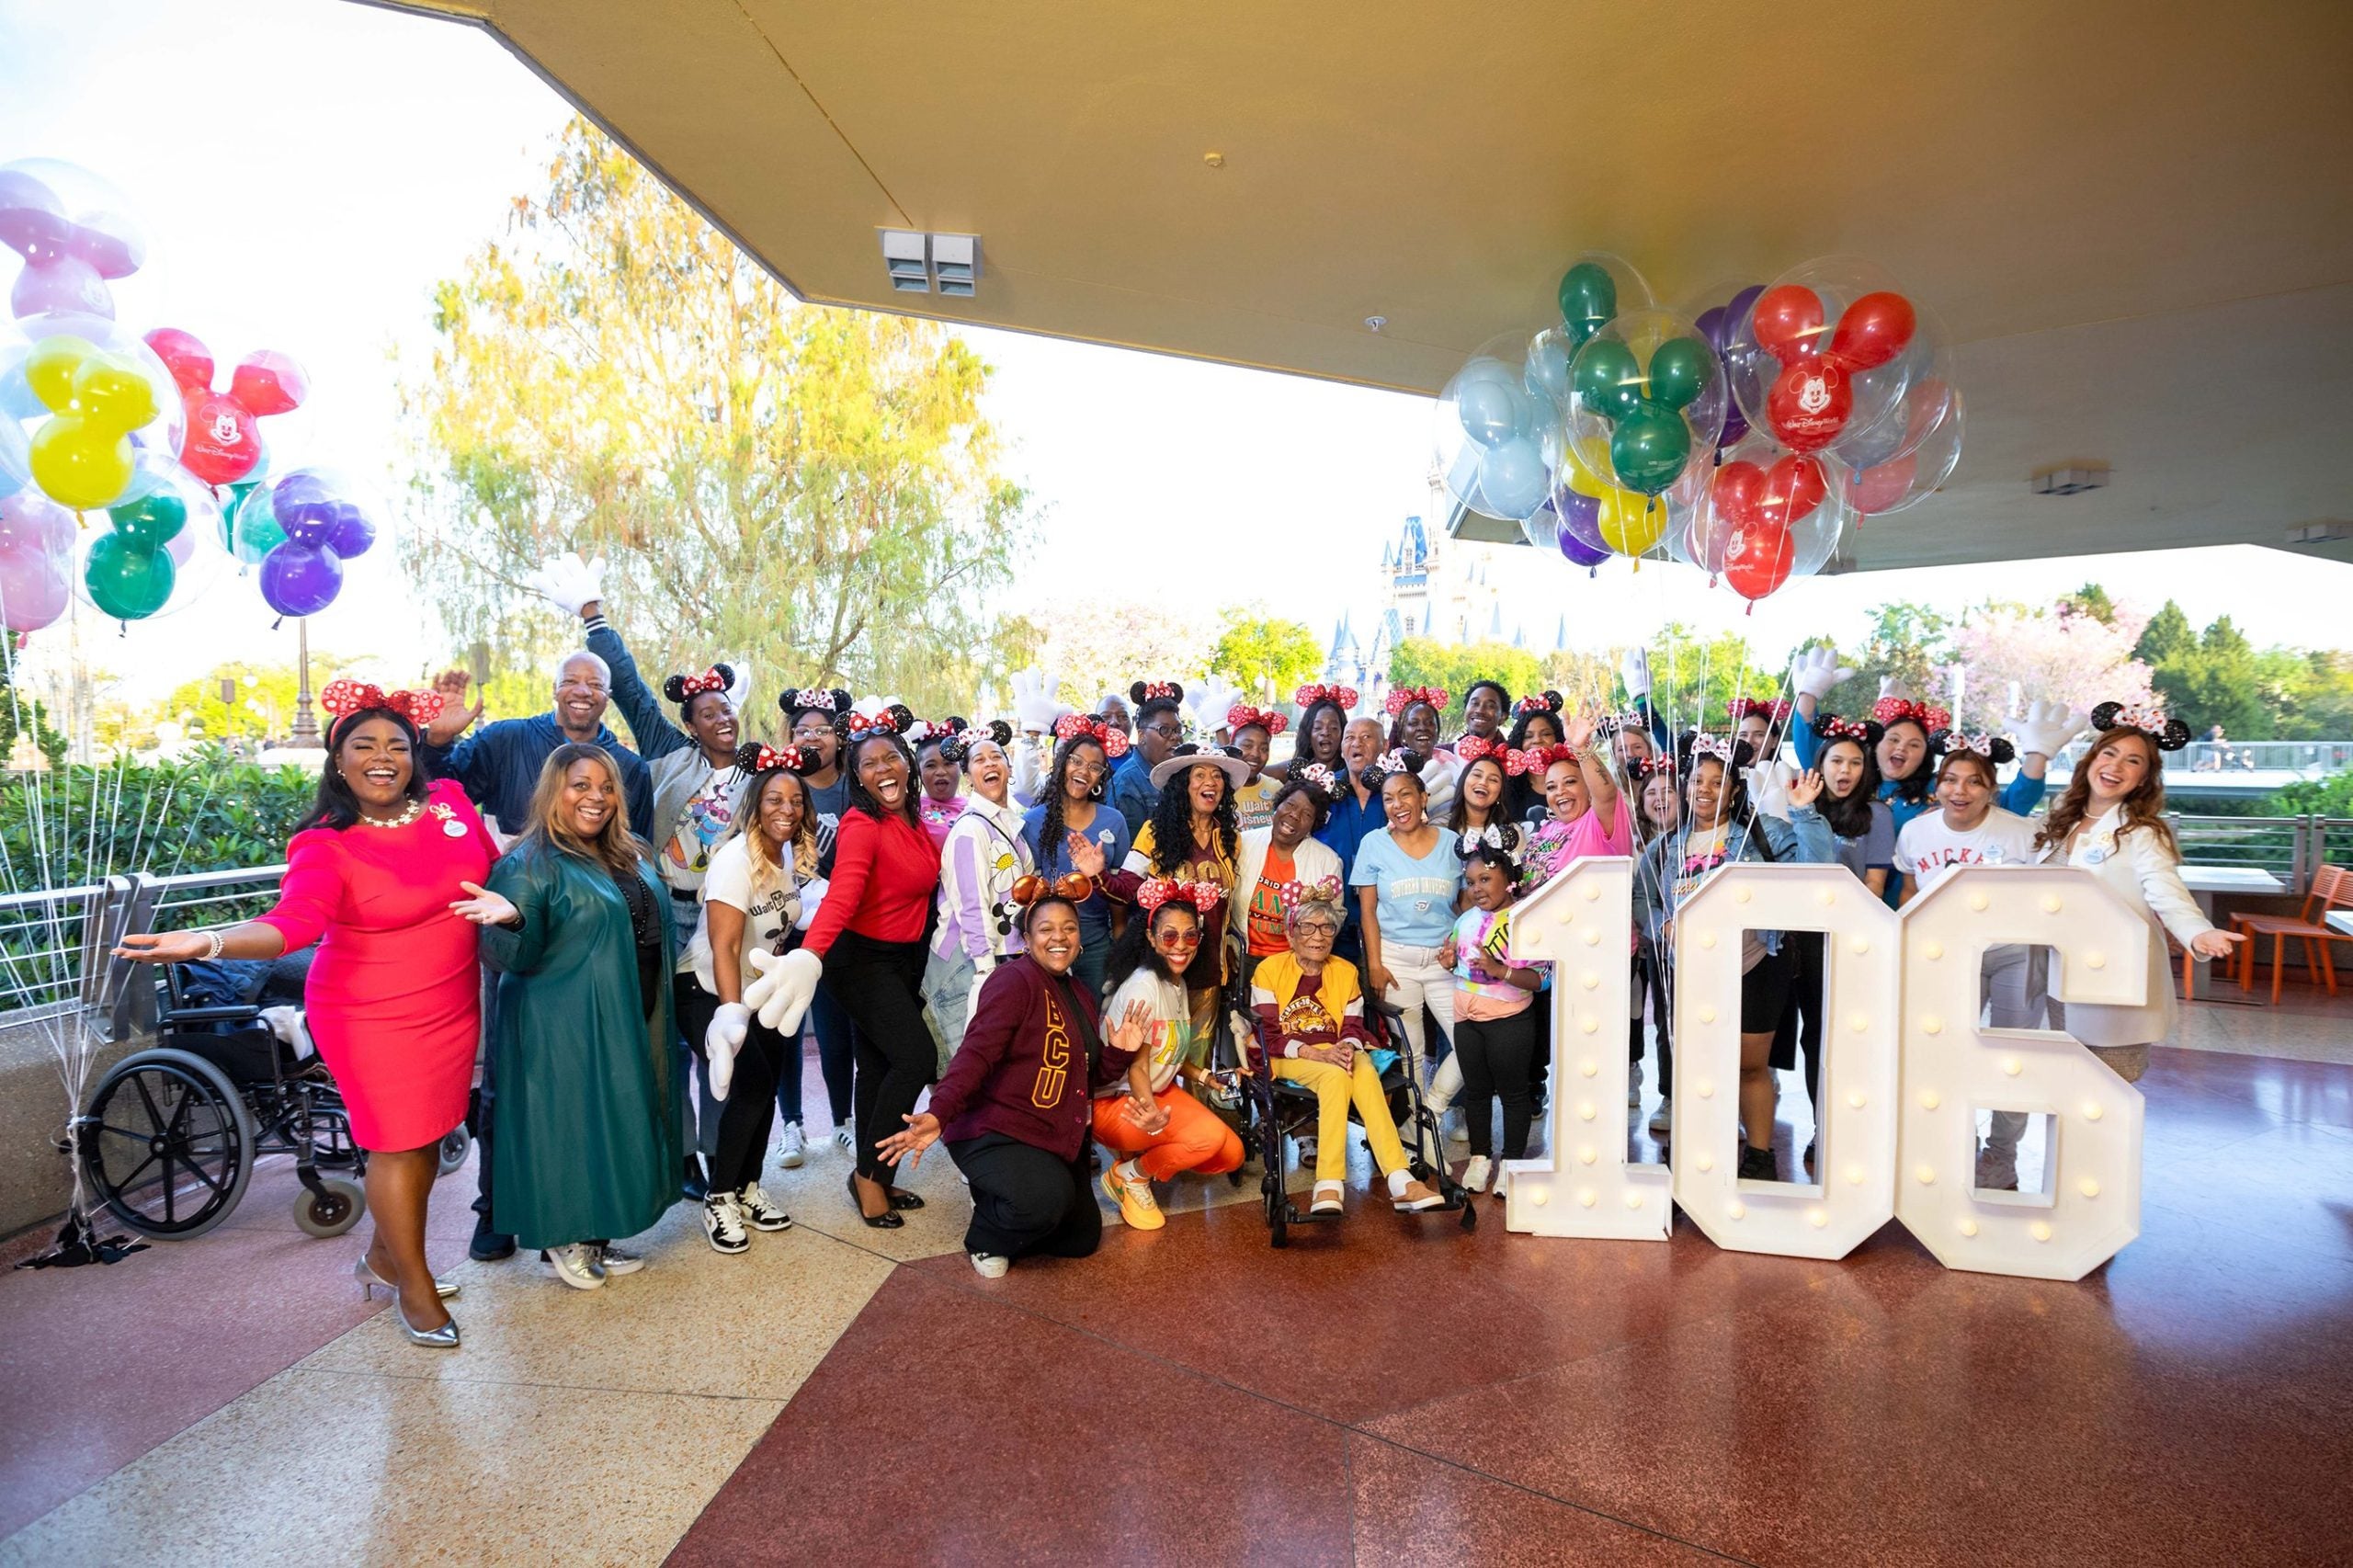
426, 712, 654, 842
1108, 752, 1162, 838
1790, 722, 2043, 906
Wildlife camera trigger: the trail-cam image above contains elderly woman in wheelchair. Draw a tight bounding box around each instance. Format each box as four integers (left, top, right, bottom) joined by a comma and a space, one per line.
1248, 881, 1444, 1217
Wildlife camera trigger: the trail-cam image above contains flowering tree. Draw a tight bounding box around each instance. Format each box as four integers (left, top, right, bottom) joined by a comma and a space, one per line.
1042, 601, 1218, 710
1950, 597, 2155, 733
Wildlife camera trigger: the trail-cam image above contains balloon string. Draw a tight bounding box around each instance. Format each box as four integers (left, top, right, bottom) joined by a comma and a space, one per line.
270, 616, 284, 632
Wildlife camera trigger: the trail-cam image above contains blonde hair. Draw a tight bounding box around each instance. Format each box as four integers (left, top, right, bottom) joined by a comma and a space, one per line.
517, 744, 643, 877
733, 767, 820, 897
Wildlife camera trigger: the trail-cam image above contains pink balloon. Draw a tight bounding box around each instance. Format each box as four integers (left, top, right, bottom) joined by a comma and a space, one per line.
0, 485, 76, 558
0, 545, 70, 631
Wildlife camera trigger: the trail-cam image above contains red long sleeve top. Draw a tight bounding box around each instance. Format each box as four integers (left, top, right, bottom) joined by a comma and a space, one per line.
802, 806, 942, 959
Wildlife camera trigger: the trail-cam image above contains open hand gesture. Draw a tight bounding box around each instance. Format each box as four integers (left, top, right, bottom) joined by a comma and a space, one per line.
875, 1111, 940, 1171
449, 881, 518, 926
425, 670, 483, 745
1788, 768, 1825, 811
1109, 998, 1153, 1056
1065, 830, 1108, 880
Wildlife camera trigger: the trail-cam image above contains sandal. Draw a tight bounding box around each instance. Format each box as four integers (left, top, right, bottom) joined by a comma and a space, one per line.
847, 1170, 903, 1229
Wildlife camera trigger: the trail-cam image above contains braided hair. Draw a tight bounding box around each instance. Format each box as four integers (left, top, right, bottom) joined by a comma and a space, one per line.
1036, 733, 1109, 881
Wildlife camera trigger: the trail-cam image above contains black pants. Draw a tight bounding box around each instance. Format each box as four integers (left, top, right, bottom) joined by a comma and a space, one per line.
824, 931, 936, 1185
1529, 990, 1552, 1101
471, 969, 499, 1223
1455, 1008, 1540, 1161
793, 982, 856, 1130
676, 975, 790, 1194
947, 1133, 1102, 1261
1777, 931, 1826, 1110
1632, 941, 1674, 1095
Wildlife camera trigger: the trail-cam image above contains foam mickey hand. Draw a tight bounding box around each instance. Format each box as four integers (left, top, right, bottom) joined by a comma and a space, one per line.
1877, 676, 1908, 702
2014, 699, 2086, 760
1790, 645, 1855, 701
1010, 667, 1070, 734
1747, 759, 1797, 821
743, 947, 822, 1034
704, 1003, 749, 1102
1188, 676, 1245, 733
1620, 646, 1653, 701
524, 551, 607, 617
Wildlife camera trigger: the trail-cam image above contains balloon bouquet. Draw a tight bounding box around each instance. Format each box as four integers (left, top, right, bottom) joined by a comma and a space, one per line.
1429, 252, 1965, 607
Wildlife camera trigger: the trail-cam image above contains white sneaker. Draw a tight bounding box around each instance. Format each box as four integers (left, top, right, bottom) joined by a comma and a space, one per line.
1628, 1061, 1645, 1108
702, 1194, 749, 1255
970, 1251, 1009, 1278
833, 1126, 854, 1153
596, 1242, 645, 1276
545, 1243, 605, 1289
737, 1181, 792, 1232
1448, 1108, 1469, 1144
1647, 1100, 1673, 1135
1310, 1181, 1345, 1215
778, 1121, 806, 1169
1461, 1155, 1493, 1193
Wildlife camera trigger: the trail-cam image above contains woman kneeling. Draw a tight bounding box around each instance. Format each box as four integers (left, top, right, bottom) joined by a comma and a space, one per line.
1249, 884, 1443, 1216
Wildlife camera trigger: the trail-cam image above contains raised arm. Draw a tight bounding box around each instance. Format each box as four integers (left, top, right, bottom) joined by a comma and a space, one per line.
583, 611, 690, 760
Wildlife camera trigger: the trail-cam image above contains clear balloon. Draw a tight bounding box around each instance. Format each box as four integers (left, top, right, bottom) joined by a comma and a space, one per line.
1519, 497, 1563, 551
258, 540, 344, 618
70, 458, 228, 621
144, 327, 309, 487
1722, 257, 1949, 466
1434, 328, 1562, 524
1563, 307, 1727, 498
0, 483, 75, 632
12, 323, 183, 511
0, 159, 155, 340
1700, 432, 1855, 589
1852, 388, 1965, 517
1554, 251, 1653, 347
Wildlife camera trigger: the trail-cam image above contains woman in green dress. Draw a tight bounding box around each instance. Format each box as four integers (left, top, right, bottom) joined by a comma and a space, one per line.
477, 742, 684, 1289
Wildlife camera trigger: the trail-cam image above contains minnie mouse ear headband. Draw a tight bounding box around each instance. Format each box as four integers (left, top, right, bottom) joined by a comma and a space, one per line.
1940, 733, 2017, 766
1456, 821, 1524, 858
937, 719, 1014, 765
845, 701, 915, 742
1454, 733, 1510, 766
1053, 711, 1131, 759
1275, 875, 1343, 913
320, 679, 447, 736
1293, 682, 1358, 711
1225, 703, 1289, 737
1682, 733, 1755, 770
1385, 685, 1449, 716
1727, 697, 1792, 723
1872, 696, 1951, 733
1008, 871, 1097, 924
1137, 877, 1225, 915
1507, 743, 1576, 777
1626, 754, 1677, 784
1358, 747, 1430, 791
1592, 710, 1645, 737
1148, 742, 1255, 790
1279, 762, 1344, 804
734, 741, 813, 777
1811, 712, 1885, 746
1129, 679, 1186, 709
2090, 700, 2192, 752
664, 665, 737, 708
1514, 689, 1563, 717
779, 687, 853, 724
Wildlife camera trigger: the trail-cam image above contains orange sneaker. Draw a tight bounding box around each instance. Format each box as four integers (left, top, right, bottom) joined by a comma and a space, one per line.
1102, 1162, 1165, 1231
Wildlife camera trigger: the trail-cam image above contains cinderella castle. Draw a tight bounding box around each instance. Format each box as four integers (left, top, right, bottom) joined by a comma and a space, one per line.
1323, 464, 1566, 699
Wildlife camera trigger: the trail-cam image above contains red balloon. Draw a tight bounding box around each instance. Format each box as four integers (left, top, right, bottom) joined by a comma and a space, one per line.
1767, 359, 1852, 452
143, 326, 213, 393
230, 351, 309, 417
1723, 520, 1796, 601
178, 388, 263, 485
1852, 453, 1918, 515
1750, 285, 1824, 367
1711, 460, 1766, 529
1828, 291, 1915, 371
1758, 455, 1828, 528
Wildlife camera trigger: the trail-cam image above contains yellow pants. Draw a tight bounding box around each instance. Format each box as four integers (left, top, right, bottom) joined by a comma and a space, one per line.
1273, 1055, 1408, 1187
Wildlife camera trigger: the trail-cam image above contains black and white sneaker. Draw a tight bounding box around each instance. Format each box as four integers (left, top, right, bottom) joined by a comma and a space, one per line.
702, 1192, 749, 1255
736, 1182, 792, 1232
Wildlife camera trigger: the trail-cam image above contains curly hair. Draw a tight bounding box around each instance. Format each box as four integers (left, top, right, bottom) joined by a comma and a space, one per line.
1103, 897, 1201, 995
1036, 734, 1110, 880
844, 731, 921, 829
1290, 698, 1350, 767
1141, 757, 1237, 875
1268, 775, 1336, 835
2035, 728, 2178, 858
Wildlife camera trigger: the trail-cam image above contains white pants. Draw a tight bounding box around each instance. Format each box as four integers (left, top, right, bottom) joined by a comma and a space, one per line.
1978, 945, 2049, 1175
1375, 941, 1456, 1088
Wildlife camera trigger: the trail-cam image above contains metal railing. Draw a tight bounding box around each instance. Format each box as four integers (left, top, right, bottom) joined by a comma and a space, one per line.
0, 866, 286, 1034
2169, 814, 2307, 882
2058, 738, 2353, 777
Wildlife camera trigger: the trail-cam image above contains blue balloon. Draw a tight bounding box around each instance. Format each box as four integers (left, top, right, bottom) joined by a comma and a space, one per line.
1456, 376, 1523, 448
1477, 437, 1548, 517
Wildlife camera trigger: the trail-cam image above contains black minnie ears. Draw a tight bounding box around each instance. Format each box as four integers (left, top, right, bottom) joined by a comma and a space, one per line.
1129, 679, 1185, 705
2090, 701, 2192, 752
778, 687, 852, 719
662, 665, 738, 705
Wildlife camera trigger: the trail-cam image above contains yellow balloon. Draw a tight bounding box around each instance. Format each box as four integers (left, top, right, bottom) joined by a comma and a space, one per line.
26, 335, 93, 415
1597, 489, 1665, 555
1562, 433, 1614, 494
29, 423, 133, 510
74, 356, 157, 428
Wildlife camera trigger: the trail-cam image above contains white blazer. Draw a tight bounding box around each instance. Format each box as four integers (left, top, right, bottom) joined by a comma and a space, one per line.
1233, 828, 1344, 916
2040, 806, 2215, 1046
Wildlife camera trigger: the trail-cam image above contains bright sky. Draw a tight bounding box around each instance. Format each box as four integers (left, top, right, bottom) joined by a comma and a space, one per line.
4, 0, 2347, 711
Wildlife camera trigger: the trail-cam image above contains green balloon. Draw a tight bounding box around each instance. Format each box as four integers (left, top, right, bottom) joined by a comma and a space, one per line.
107, 490, 188, 549
232, 485, 286, 565
1556, 261, 1618, 346
1573, 338, 1643, 422
221, 481, 261, 550
1610, 403, 1691, 496
85, 531, 176, 620
1647, 336, 1714, 414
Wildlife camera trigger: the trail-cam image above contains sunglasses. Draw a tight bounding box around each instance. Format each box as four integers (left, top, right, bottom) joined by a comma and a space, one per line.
1154, 928, 1202, 949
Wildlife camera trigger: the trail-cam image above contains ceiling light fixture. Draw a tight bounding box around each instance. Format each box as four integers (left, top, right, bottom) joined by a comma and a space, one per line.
1365, 315, 1387, 333
2031, 462, 2109, 497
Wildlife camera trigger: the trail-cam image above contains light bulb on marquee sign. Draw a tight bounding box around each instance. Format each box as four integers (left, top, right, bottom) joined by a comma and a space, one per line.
1501, 857, 2151, 1282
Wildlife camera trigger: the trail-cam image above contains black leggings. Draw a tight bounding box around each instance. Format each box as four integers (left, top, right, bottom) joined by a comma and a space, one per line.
947, 1133, 1102, 1261
824, 932, 935, 1186
1777, 930, 1826, 1109
676, 975, 790, 1195
1455, 1008, 1540, 1161
1631, 941, 1674, 1095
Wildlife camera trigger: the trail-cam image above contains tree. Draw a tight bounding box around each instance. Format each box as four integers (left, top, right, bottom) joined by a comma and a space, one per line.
1948, 600, 2154, 733
1208, 610, 1322, 701
399, 117, 1032, 721
1388, 640, 1541, 706
2255, 648, 2353, 741
2140, 608, 2264, 738
1040, 602, 1216, 712
2133, 600, 2196, 666
1642, 625, 1787, 734
0, 656, 68, 769
2061, 582, 2117, 626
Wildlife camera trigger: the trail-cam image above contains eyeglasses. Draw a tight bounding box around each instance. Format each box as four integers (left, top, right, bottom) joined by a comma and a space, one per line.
1142, 722, 1183, 740
1155, 929, 1202, 949
1290, 921, 1338, 938
1063, 761, 1106, 780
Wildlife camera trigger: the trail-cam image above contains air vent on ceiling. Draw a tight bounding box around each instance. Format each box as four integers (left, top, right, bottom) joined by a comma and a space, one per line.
2032, 462, 2110, 496
877, 230, 983, 297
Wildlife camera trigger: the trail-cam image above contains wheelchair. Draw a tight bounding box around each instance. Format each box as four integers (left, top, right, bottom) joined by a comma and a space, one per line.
72, 962, 470, 1241
1233, 975, 1475, 1249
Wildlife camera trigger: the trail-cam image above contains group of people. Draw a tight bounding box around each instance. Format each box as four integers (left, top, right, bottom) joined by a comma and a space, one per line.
114, 553, 2242, 1345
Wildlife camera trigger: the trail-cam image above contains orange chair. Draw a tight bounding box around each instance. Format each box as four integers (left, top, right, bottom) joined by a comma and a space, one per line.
2231, 865, 2351, 1003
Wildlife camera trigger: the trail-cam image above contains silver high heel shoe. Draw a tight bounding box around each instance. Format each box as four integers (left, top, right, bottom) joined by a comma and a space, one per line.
354, 1255, 460, 1301
393, 1298, 460, 1349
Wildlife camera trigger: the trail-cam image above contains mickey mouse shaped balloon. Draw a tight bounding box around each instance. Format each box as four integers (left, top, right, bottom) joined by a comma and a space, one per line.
256, 467, 376, 619
0, 161, 149, 331
1726, 258, 1947, 462
143, 329, 308, 487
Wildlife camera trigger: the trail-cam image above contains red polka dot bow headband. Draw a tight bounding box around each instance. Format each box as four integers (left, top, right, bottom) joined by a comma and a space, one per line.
1225, 703, 1289, 736
1053, 711, 1131, 758
1293, 683, 1358, 710
1454, 734, 1510, 766
319, 679, 447, 728
1816, 714, 1876, 744
1508, 744, 1574, 777
734, 742, 812, 775
674, 667, 728, 699
1385, 685, 1449, 716
1726, 697, 1791, 722
1872, 697, 1951, 733
1137, 878, 1224, 914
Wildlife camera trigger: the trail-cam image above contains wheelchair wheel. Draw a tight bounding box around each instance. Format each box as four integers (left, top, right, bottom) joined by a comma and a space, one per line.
304, 1103, 366, 1169
78, 1047, 256, 1240
436, 1124, 472, 1177
293, 1175, 367, 1238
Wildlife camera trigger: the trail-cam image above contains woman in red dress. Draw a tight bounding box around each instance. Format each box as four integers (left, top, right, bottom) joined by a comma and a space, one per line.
117, 682, 506, 1348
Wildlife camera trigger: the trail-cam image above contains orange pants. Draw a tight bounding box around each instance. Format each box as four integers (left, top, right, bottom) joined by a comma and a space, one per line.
1091, 1086, 1245, 1183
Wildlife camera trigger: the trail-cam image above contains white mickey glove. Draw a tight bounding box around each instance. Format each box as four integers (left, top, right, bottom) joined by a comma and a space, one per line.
1188, 676, 1245, 734
964, 965, 991, 1027
1746, 759, 1796, 822
1790, 645, 1854, 702
743, 948, 822, 1034
2014, 699, 2086, 759
704, 1003, 749, 1102
1619, 646, 1653, 701
525, 551, 607, 617
1011, 667, 1071, 735
1877, 676, 1908, 702
793, 879, 826, 932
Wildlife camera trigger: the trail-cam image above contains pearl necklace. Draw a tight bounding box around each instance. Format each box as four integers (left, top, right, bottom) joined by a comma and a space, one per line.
358, 799, 426, 831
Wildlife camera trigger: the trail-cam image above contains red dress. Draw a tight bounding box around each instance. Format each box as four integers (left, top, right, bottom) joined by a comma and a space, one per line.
255, 779, 498, 1150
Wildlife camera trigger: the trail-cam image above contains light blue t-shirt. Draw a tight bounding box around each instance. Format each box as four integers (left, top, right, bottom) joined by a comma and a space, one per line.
1349, 827, 1460, 948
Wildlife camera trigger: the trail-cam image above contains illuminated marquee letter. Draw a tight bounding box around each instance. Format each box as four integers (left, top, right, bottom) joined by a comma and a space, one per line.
1670, 862, 1903, 1258
1895, 865, 2149, 1281
1504, 856, 1670, 1240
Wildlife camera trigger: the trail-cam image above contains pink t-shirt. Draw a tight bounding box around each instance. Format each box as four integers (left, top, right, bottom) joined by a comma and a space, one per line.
1519, 795, 1633, 888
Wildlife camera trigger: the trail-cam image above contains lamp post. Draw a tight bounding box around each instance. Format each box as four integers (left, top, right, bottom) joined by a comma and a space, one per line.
290, 618, 320, 747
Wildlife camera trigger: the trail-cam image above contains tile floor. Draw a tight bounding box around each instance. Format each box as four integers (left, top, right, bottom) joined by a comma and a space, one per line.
2, 998, 2348, 1567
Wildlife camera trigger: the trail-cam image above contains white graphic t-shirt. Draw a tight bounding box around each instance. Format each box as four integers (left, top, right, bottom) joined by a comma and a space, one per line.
1896, 807, 2040, 894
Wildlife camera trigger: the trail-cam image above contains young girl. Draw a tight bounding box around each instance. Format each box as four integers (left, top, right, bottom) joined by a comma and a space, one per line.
1630, 757, 1679, 1137
1437, 844, 1544, 1195
1225, 703, 1290, 834
1895, 741, 2044, 1191
1632, 740, 1832, 1181
1094, 881, 1249, 1230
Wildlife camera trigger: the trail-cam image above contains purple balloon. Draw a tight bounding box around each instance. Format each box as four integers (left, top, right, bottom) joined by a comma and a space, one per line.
270, 469, 337, 541
1694, 305, 1725, 348
1720, 403, 1750, 449
1557, 528, 1610, 569
258, 540, 344, 617
323, 500, 375, 559
1557, 486, 1608, 559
